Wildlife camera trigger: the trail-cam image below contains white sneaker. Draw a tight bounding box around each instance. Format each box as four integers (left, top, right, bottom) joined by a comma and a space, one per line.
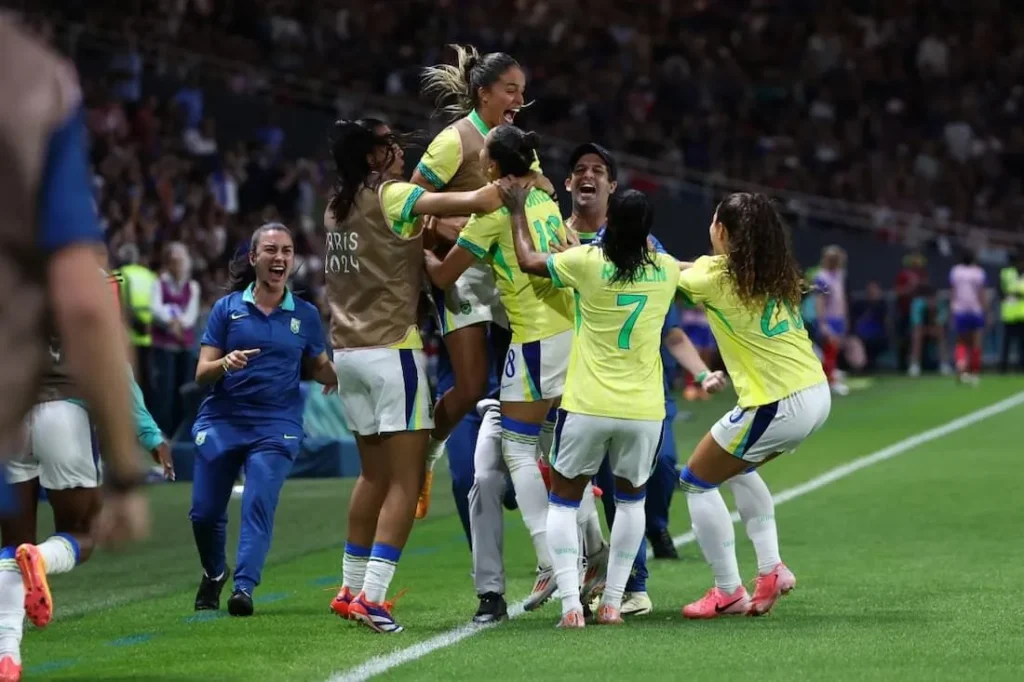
620, 591, 653, 616
908, 364, 921, 377
939, 363, 953, 376
830, 381, 850, 396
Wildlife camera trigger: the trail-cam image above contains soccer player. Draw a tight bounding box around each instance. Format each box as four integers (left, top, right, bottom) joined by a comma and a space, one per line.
677, 193, 831, 619
502, 184, 726, 627
323, 119, 517, 632
415, 44, 556, 519
190, 223, 335, 618
815, 246, 850, 396
949, 252, 989, 384
0, 21, 150, 680
424, 125, 573, 613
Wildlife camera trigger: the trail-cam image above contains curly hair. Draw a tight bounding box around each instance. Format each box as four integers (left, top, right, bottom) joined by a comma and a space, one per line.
715, 193, 805, 309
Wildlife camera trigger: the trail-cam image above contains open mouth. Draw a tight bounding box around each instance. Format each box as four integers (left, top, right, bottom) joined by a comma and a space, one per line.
503, 108, 519, 124
579, 182, 597, 197
269, 265, 286, 280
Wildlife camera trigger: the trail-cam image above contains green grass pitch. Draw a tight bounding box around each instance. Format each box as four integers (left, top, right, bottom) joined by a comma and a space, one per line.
20, 377, 1024, 681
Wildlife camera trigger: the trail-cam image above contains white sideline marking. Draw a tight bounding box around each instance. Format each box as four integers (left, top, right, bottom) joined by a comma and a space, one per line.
328, 391, 1024, 682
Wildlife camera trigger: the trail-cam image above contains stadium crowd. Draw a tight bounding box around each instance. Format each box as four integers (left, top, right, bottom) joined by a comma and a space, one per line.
30, 0, 1024, 236
10, 0, 1023, 438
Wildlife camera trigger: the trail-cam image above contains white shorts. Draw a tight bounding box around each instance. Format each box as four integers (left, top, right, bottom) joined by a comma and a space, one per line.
334, 347, 434, 436
434, 262, 508, 335
7, 401, 100, 489
499, 330, 572, 403
550, 410, 664, 488
711, 381, 831, 464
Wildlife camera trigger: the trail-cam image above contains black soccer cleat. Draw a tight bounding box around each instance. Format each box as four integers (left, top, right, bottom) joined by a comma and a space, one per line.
472, 592, 508, 624
649, 528, 680, 560
194, 571, 228, 611
227, 589, 254, 617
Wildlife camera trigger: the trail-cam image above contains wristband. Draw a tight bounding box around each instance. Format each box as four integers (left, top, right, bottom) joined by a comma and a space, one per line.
696, 370, 709, 384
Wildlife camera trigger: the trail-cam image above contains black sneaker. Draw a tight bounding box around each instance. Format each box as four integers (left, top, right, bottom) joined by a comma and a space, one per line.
649, 528, 680, 560
194, 571, 228, 611
472, 592, 508, 624
227, 589, 254, 617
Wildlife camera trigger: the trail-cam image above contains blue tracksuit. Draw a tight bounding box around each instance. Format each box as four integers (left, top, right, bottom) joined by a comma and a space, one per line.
437, 324, 511, 546
585, 229, 680, 593
189, 285, 325, 595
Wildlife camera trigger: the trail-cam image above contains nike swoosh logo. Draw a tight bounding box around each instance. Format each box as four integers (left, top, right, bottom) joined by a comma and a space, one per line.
728, 409, 747, 424
230, 313, 249, 320
283, 435, 299, 440
715, 597, 743, 613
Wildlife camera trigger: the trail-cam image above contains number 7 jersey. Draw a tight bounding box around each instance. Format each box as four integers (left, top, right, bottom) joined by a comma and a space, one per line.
678, 255, 825, 408
456, 188, 573, 344
547, 245, 679, 421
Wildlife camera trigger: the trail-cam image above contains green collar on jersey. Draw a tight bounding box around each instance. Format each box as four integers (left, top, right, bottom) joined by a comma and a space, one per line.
243, 283, 295, 311
468, 109, 490, 137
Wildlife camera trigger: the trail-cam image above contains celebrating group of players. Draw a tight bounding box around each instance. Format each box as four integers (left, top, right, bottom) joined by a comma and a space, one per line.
321, 44, 831, 633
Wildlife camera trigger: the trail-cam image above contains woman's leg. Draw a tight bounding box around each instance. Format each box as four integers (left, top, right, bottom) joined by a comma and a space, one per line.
501, 400, 555, 575
342, 434, 390, 597
232, 441, 297, 611
189, 444, 243, 608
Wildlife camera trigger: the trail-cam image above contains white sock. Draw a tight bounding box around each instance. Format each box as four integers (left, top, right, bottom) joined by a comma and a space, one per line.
727, 471, 782, 575
503, 428, 551, 569
546, 500, 581, 616
425, 436, 446, 472
577, 485, 605, 556
361, 543, 402, 603
38, 535, 78, 575
0, 553, 23, 663
342, 543, 370, 592
686, 490, 742, 593
602, 496, 646, 610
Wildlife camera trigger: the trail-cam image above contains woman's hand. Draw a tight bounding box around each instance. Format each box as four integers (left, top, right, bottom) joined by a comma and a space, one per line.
151, 440, 175, 481
496, 179, 531, 214
700, 370, 729, 394
222, 348, 260, 372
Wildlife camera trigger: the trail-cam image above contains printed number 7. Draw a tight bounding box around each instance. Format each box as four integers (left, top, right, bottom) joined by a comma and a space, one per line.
616, 294, 648, 350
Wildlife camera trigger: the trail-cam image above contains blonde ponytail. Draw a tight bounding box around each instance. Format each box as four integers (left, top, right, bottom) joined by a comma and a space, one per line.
421, 44, 479, 120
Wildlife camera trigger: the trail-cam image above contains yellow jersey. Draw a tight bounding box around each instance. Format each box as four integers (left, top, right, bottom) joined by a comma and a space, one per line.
456, 189, 573, 343
548, 246, 679, 421
678, 255, 825, 407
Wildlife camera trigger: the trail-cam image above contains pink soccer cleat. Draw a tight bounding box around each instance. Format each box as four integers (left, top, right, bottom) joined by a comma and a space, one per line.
681, 585, 750, 619
748, 563, 796, 616
556, 609, 585, 629
595, 604, 623, 625
329, 586, 355, 620
0, 654, 20, 682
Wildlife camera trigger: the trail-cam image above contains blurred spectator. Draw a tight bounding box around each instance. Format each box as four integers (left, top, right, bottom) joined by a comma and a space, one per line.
851, 281, 889, 371
114, 244, 158, 405
151, 242, 200, 435
907, 286, 951, 376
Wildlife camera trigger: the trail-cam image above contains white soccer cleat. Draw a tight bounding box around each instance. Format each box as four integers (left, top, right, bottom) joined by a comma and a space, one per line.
620, 591, 653, 616
579, 543, 608, 605
523, 566, 557, 611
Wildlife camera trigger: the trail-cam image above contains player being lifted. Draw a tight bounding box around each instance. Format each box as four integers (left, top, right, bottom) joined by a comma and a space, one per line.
502, 184, 726, 627
424, 126, 572, 611
415, 44, 556, 520
677, 193, 830, 619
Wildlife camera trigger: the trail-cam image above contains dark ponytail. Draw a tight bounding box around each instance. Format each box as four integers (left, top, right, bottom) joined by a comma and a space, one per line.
227, 222, 291, 292
601, 190, 657, 285
327, 119, 398, 225
487, 125, 540, 177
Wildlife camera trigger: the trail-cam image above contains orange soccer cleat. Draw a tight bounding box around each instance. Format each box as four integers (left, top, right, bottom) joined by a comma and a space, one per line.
415, 470, 434, 520
16, 544, 52, 629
